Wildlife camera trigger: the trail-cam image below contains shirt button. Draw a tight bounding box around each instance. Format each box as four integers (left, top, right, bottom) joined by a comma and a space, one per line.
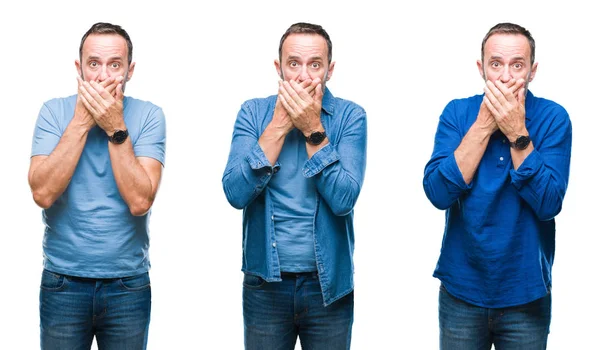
272, 242, 277, 248
271, 215, 274, 220
266, 169, 272, 175
499, 157, 504, 161
502, 139, 506, 143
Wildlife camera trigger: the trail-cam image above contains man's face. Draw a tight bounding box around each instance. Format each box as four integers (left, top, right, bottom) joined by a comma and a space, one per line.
477, 33, 538, 90
275, 33, 335, 88
75, 34, 135, 91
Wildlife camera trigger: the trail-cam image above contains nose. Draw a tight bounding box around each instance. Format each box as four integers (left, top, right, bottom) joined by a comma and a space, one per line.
98, 65, 109, 82
500, 66, 511, 83
298, 65, 310, 82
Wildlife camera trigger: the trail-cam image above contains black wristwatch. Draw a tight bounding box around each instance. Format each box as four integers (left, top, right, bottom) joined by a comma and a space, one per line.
509, 135, 531, 150
305, 130, 326, 146
108, 129, 129, 144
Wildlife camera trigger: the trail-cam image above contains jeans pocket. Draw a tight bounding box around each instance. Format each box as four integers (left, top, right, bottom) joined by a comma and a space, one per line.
243, 273, 266, 289
40, 270, 67, 291
118, 272, 151, 291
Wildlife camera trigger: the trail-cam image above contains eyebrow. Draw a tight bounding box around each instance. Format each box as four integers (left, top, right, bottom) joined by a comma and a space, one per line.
86, 55, 124, 62
286, 55, 324, 61
489, 55, 525, 61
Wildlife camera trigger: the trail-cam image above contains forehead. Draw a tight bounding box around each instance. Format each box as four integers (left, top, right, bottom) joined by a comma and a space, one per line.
281, 33, 328, 59
82, 34, 128, 59
484, 33, 530, 61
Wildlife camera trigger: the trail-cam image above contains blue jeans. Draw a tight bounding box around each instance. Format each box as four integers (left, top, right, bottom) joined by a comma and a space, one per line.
40, 269, 151, 350
439, 284, 551, 350
243, 271, 354, 350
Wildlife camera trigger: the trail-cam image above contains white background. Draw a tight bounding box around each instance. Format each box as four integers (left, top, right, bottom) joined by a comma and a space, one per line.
0, 0, 597, 349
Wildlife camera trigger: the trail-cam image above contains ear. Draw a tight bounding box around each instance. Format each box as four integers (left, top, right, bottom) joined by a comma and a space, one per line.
126, 62, 136, 81
326, 61, 336, 81
476, 59, 485, 80
274, 59, 283, 79
75, 60, 82, 76
528, 62, 538, 82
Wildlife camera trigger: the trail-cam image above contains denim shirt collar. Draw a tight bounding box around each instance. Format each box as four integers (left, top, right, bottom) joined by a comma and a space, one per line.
321, 87, 335, 116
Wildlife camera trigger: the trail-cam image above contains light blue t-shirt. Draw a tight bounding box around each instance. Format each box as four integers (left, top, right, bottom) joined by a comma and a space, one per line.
31, 95, 166, 278
269, 129, 317, 272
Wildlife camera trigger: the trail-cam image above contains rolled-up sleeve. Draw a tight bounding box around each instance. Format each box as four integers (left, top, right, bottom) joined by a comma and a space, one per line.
305, 111, 367, 216
510, 106, 572, 221
423, 100, 472, 210
222, 101, 279, 209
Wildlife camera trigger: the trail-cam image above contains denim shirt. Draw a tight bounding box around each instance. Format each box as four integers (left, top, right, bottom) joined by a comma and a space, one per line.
423, 90, 572, 308
223, 88, 367, 306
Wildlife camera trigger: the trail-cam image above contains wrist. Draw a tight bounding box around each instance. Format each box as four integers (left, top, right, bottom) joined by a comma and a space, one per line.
106, 122, 127, 137
265, 123, 290, 140
509, 134, 531, 150
70, 114, 94, 133
305, 129, 327, 146
507, 129, 529, 143
302, 123, 325, 138
108, 128, 129, 144
473, 120, 496, 138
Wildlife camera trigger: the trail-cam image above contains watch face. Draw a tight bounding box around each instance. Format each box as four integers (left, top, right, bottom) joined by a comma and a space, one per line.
308, 131, 326, 145
515, 135, 530, 150
111, 130, 129, 144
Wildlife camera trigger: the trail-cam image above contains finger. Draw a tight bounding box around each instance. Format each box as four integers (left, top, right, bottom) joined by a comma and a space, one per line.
104, 76, 123, 95
89, 80, 115, 102
314, 83, 323, 102
290, 80, 316, 105
485, 81, 508, 108
492, 80, 513, 102
79, 82, 104, 113
504, 78, 516, 91
278, 93, 295, 116
299, 79, 313, 90
286, 81, 310, 105
78, 88, 99, 116
279, 82, 301, 113
517, 87, 525, 105
116, 83, 124, 101
506, 79, 525, 96
483, 95, 500, 118
305, 78, 321, 95
99, 76, 116, 88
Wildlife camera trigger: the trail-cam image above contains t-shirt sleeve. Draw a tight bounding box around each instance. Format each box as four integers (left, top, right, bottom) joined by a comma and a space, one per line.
31, 102, 62, 157
133, 106, 166, 166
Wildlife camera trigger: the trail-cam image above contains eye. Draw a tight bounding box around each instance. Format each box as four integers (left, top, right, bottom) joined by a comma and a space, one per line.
513, 63, 523, 69
89, 61, 98, 68
289, 61, 298, 67
111, 62, 120, 69
491, 61, 500, 68
311, 62, 320, 69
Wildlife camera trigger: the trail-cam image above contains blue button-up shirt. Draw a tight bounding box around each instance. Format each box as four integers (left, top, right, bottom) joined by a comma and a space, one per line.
423, 91, 572, 308
223, 88, 367, 306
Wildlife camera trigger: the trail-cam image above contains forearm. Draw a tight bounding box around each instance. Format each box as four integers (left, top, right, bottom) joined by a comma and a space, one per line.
108, 139, 155, 216
511, 149, 570, 220
510, 142, 534, 170
223, 142, 277, 209
258, 124, 287, 166
304, 124, 366, 217
314, 159, 362, 216
306, 137, 329, 159
454, 121, 493, 184
29, 121, 90, 208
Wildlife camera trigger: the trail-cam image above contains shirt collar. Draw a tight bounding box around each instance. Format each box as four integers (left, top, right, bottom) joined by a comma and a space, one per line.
525, 90, 535, 121
321, 87, 335, 116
